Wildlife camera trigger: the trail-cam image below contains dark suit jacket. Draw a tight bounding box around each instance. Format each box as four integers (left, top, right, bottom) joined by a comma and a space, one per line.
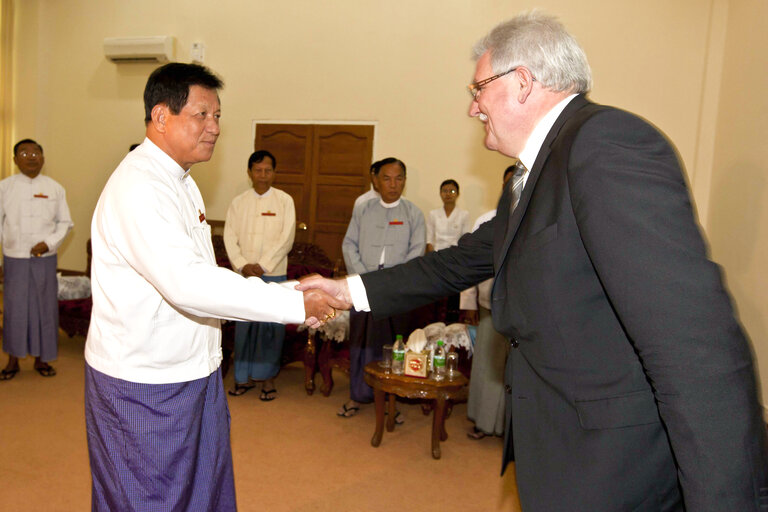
361, 95, 768, 511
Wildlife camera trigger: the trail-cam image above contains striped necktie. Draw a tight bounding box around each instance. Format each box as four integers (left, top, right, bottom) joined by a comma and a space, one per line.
510, 161, 528, 212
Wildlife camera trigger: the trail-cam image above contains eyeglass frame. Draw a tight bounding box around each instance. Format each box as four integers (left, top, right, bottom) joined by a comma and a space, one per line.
18, 151, 42, 159
468, 66, 535, 100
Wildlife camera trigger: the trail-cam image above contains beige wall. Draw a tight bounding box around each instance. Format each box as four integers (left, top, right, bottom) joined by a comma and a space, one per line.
707, 0, 768, 415
10, 0, 767, 406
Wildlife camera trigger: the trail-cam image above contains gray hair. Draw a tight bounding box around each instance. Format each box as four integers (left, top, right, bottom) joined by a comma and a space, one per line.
473, 11, 592, 94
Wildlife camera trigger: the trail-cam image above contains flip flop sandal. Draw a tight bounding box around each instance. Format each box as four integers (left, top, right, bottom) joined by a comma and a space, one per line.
467, 427, 487, 440
386, 410, 405, 425
0, 368, 20, 381
336, 403, 360, 417
228, 383, 256, 396
35, 365, 56, 377
259, 388, 277, 401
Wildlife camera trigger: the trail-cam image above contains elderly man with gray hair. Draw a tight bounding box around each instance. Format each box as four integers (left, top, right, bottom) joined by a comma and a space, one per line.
300, 11, 768, 511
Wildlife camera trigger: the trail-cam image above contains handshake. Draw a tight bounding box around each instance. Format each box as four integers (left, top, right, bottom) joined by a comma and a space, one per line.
296, 275, 354, 329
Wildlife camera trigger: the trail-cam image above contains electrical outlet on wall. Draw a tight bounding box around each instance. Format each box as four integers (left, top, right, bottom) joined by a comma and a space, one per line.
191, 42, 205, 64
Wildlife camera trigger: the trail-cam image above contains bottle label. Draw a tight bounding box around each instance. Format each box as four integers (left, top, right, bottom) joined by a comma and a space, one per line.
393, 350, 405, 362
434, 356, 445, 368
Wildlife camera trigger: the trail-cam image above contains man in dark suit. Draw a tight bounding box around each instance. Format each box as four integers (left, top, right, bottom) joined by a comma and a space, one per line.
299, 12, 768, 511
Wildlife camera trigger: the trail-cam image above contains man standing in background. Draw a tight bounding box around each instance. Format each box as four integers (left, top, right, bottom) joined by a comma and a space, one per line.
224, 150, 296, 400
338, 157, 425, 419
0, 139, 72, 380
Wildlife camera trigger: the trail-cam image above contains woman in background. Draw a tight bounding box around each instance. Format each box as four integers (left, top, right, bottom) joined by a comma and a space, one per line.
425, 179, 471, 323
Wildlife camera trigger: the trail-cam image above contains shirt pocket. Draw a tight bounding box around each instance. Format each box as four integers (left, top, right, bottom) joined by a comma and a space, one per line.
23, 197, 57, 234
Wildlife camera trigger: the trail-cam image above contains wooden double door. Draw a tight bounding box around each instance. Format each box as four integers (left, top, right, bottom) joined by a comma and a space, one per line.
254, 123, 374, 268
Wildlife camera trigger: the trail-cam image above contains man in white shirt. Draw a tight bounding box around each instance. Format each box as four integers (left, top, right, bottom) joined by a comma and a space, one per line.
298, 12, 768, 511
84, 63, 341, 511
224, 150, 295, 400
0, 139, 73, 381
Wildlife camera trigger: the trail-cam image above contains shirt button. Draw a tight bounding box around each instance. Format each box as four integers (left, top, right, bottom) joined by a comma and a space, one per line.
510, 338, 519, 348
504, 385, 512, 394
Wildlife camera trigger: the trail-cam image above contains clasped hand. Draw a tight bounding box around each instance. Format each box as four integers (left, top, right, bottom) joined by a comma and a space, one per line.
297, 274, 353, 328
30, 241, 49, 258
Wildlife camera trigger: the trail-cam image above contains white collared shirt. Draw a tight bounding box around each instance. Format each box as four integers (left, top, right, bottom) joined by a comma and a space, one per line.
0, 173, 73, 259
85, 138, 305, 384
517, 93, 578, 185
348, 94, 578, 311
223, 186, 296, 275
426, 207, 471, 251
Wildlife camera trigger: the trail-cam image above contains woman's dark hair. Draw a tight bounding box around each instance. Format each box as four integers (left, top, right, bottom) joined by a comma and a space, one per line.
440, 179, 459, 193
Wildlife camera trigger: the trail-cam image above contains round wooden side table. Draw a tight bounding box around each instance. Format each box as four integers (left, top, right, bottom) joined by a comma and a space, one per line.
363, 361, 468, 459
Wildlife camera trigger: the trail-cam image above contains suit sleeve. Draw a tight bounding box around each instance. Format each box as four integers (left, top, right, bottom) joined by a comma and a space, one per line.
567, 109, 768, 511
361, 218, 496, 319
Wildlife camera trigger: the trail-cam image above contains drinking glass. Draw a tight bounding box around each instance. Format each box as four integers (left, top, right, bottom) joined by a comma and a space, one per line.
446, 351, 459, 378
380, 344, 393, 372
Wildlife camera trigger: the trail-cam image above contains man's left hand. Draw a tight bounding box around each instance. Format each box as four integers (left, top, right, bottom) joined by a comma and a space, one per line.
241, 263, 264, 278
30, 242, 49, 257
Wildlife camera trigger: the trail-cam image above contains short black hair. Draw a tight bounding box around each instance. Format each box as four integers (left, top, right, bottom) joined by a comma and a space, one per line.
248, 150, 276, 169
143, 63, 223, 123
129, 143, 140, 152
440, 179, 459, 193
503, 164, 517, 181
372, 157, 406, 177
14, 138, 43, 156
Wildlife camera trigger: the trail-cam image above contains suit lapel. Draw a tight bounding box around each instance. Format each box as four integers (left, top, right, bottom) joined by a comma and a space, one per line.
493, 94, 592, 271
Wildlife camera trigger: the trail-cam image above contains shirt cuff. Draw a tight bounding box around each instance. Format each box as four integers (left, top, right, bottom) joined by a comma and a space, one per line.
346, 274, 371, 312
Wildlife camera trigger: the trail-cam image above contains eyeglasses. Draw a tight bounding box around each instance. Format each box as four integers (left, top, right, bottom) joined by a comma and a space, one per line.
19, 151, 41, 158
468, 67, 535, 100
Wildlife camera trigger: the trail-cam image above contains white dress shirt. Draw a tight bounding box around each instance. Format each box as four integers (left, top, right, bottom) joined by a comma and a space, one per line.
348, 94, 578, 311
0, 173, 73, 259
85, 138, 305, 384
223, 187, 295, 275
426, 207, 471, 250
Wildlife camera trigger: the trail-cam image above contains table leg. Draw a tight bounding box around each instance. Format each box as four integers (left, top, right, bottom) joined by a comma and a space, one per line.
304, 332, 316, 395
432, 396, 446, 459
318, 336, 335, 396
371, 388, 386, 447
386, 393, 396, 432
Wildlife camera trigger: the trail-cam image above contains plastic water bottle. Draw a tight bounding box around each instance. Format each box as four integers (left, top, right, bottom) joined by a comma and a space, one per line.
432, 340, 446, 381
392, 334, 405, 374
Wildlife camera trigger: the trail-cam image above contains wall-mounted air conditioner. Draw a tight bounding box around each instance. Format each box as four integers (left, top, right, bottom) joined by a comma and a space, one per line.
104, 36, 174, 63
